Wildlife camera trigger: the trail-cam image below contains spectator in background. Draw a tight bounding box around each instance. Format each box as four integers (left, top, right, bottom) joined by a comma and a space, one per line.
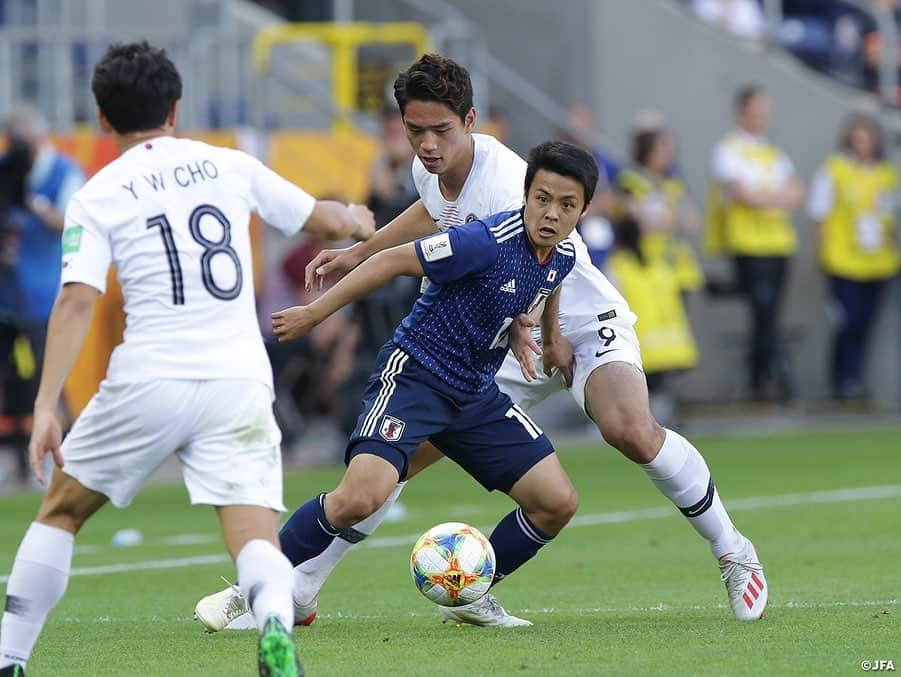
558, 104, 619, 268
280, 235, 361, 435
692, 0, 767, 41
617, 123, 705, 294
605, 216, 699, 425
356, 106, 420, 360
706, 85, 804, 402
807, 113, 898, 401
1, 104, 84, 485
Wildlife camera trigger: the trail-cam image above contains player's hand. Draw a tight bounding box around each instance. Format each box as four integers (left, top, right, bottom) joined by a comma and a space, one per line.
509, 314, 541, 382
349, 204, 376, 242
28, 405, 64, 485
272, 305, 321, 342
304, 245, 365, 292
542, 336, 574, 387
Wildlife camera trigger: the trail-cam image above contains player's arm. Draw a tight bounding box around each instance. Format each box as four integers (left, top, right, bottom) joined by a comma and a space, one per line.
273, 243, 424, 343
30, 283, 99, 483
304, 199, 437, 291
539, 288, 573, 387
303, 200, 375, 242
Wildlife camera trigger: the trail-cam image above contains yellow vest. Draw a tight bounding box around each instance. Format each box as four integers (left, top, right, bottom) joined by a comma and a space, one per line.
818, 154, 899, 281
617, 168, 705, 291
707, 136, 797, 256
607, 249, 698, 374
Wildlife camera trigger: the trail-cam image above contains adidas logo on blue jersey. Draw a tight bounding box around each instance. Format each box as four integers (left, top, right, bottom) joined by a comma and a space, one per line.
500, 278, 517, 294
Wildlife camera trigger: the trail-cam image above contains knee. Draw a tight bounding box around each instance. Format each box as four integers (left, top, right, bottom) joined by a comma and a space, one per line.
598, 407, 664, 464
325, 490, 382, 529
532, 486, 579, 536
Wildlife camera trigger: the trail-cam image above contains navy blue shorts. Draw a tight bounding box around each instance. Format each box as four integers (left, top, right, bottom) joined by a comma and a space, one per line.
346, 341, 554, 493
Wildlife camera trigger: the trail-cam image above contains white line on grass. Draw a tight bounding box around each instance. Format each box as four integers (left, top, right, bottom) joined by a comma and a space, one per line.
49, 599, 899, 624
2, 483, 900, 584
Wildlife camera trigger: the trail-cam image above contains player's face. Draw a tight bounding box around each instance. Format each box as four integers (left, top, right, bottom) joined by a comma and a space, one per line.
523, 169, 587, 251
402, 100, 475, 175
738, 94, 771, 136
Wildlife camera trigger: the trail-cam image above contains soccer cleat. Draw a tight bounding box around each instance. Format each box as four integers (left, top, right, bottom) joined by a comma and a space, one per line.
438, 593, 532, 627
0, 665, 25, 677
193, 583, 250, 633
718, 536, 768, 621
258, 615, 303, 677
293, 594, 318, 627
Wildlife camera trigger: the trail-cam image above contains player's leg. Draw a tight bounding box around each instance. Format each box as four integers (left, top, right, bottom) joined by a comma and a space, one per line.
215, 505, 301, 676
431, 388, 576, 627
179, 379, 301, 674
291, 440, 445, 612
0, 468, 107, 673
581, 359, 767, 620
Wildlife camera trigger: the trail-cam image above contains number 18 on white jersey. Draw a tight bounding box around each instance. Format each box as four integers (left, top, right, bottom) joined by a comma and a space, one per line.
60, 135, 315, 392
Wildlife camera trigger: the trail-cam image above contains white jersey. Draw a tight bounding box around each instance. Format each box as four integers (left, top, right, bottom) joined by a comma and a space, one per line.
413, 133, 634, 334
61, 135, 315, 392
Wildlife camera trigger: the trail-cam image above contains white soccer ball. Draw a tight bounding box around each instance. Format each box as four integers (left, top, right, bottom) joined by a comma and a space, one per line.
409, 522, 496, 607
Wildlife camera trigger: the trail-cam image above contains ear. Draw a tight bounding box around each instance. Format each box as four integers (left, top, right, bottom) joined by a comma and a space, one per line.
166, 100, 179, 129
96, 107, 114, 134
464, 107, 476, 133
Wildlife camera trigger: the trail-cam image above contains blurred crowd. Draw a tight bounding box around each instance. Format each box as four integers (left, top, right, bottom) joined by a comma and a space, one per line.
2, 79, 899, 479
686, 0, 901, 103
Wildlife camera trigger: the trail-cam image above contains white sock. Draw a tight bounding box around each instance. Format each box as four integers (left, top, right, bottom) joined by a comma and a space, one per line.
641, 429, 742, 558
235, 539, 294, 633
0, 522, 74, 669
293, 481, 406, 605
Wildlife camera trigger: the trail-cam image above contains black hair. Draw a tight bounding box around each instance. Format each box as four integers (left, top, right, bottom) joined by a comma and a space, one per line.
524, 141, 599, 205
91, 41, 182, 134
632, 128, 665, 167
840, 113, 884, 161
393, 53, 474, 122
734, 84, 765, 112
614, 216, 645, 265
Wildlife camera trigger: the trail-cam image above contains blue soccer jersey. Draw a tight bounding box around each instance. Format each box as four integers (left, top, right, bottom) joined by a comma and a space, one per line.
393, 209, 576, 393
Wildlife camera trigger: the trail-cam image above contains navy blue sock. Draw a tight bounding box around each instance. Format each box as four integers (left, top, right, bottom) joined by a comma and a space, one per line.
278, 492, 340, 567
488, 508, 554, 586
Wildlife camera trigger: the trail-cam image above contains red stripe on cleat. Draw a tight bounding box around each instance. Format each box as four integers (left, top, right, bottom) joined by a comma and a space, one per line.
743, 593, 753, 609
748, 584, 760, 600
751, 572, 764, 590
295, 612, 316, 627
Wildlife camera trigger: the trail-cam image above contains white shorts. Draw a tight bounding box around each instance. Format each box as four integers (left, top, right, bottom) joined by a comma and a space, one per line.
61, 379, 285, 510
496, 314, 643, 416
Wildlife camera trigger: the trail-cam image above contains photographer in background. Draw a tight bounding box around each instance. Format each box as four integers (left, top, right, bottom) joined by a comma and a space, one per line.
0, 104, 84, 486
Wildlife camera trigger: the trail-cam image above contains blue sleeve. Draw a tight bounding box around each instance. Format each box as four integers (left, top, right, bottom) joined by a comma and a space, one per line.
415, 220, 498, 284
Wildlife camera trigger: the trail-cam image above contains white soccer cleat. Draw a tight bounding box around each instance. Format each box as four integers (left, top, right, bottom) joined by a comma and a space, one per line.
438, 593, 532, 627
718, 536, 768, 621
293, 594, 318, 627
193, 583, 251, 633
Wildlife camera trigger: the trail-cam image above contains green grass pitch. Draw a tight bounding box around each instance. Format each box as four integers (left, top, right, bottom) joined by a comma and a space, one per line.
1, 426, 898, 675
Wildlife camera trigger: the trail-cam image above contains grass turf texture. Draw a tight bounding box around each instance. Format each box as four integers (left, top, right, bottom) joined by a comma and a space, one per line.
1, 426, 898, 675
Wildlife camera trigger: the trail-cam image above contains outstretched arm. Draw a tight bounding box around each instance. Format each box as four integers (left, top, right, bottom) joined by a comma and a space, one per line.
304, 200, 437, 290
30, 283, 99, 483
273, 243, 424, 342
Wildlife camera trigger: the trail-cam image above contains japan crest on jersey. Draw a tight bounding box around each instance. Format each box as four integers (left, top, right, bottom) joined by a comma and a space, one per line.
379, 415, 405, 442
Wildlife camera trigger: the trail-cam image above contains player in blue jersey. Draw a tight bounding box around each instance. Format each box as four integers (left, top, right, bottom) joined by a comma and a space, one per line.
264, 142, 591, 622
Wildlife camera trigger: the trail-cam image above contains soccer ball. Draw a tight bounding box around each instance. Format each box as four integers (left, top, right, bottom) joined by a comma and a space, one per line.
409, 522, 495, 607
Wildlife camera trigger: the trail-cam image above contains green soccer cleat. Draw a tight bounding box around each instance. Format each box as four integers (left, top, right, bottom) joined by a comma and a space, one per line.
0, 665, 26, 677
258, 615, 303, 677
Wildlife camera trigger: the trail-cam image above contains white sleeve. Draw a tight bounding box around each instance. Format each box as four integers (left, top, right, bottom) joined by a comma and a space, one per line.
807, 166, 834, 221
60, 195, 112, 294
711, 141, 740, 184
242, 152, 316, 236
491, 155, 527, 213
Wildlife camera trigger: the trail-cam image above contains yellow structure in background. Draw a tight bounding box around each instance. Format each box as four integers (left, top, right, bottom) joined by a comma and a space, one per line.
251, 22, 430, 132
